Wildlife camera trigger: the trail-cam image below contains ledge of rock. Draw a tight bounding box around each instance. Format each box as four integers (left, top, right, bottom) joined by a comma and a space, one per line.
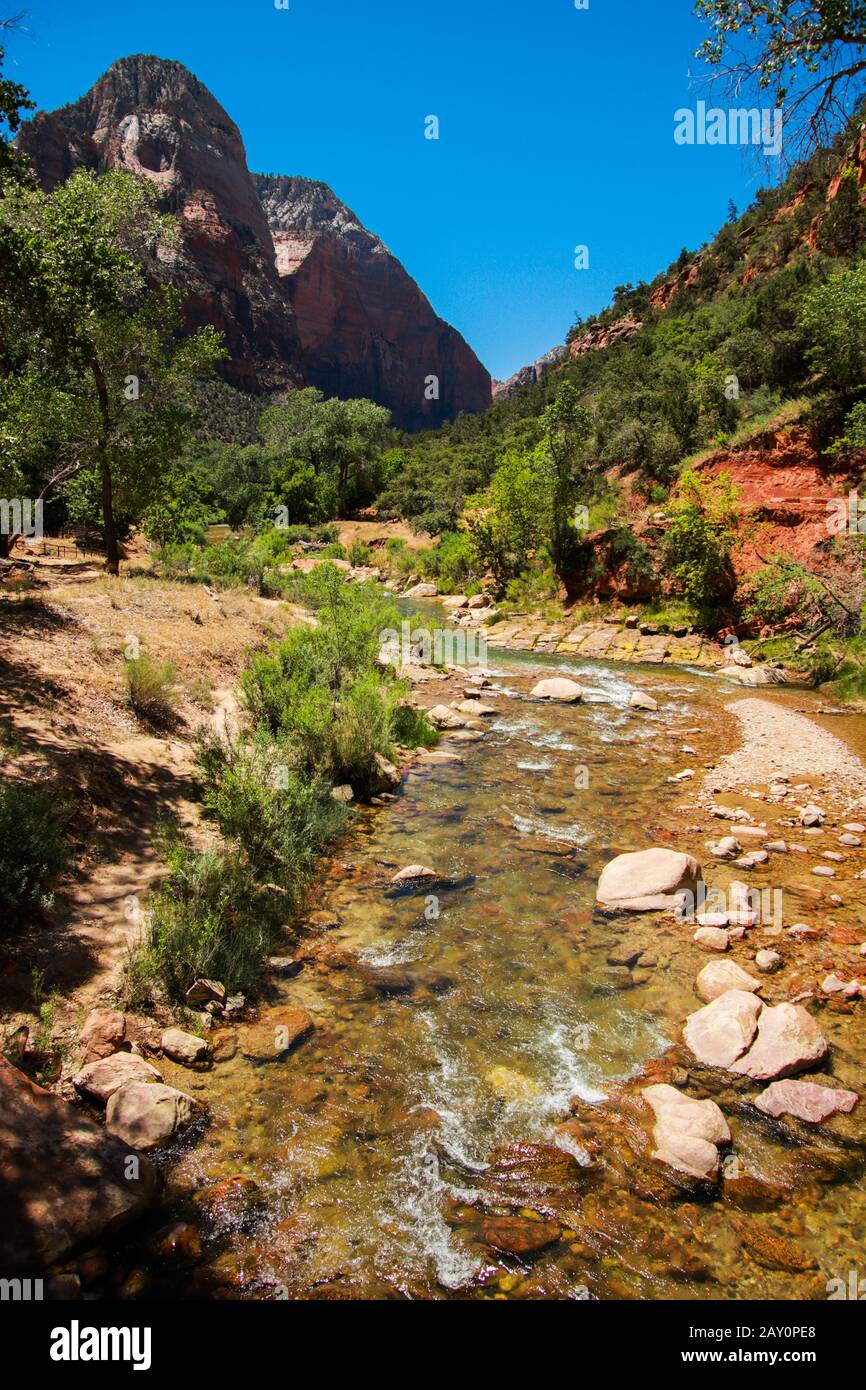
0, 1057, 159, 1272
597, 847, 702, 913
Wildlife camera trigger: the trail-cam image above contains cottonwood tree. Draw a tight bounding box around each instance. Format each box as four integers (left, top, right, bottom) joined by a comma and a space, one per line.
0, 168, 224, 570
261, 388, 393, 516
694, 0, 866, 160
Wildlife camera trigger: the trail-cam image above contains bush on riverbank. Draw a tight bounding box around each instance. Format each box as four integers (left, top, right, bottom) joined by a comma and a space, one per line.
131, 568, 437, 1002
0, 782, 71, 929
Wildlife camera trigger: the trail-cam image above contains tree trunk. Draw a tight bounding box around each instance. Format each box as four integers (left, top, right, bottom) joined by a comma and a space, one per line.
100, 453, 120, 575
90, 357, 119, 575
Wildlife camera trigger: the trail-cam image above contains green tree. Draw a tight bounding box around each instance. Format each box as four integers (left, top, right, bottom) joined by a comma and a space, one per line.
0, 38, 33, 192
800, 256, 866, 386
261, 388, 392, 515
540, 382, 594, 569
466, 444, 549, 587
664, 469, 743, 616
0, 169, 225, 570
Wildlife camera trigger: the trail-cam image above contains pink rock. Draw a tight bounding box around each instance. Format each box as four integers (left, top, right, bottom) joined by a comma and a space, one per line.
694, 927, 729, 952
643, 1083, 730, 1180
683, 991, 763, 1069
754, 1079, 858, 1124
79, 1009, 126, 1064
730, 1003, 828, 1081
696, 960, 762, 1003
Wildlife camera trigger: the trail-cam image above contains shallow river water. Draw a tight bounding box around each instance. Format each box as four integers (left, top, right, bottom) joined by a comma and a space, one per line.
140, 632, 866, 1302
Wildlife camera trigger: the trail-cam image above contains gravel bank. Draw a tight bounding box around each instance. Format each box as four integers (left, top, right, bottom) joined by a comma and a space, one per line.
708, 697, 866, 799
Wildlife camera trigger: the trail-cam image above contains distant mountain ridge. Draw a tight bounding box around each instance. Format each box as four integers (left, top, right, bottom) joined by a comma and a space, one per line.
16, 54, 491, 430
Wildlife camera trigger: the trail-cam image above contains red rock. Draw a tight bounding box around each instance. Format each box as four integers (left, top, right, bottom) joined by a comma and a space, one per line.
480, 1214, 562, 1256
79, 1008, 126, 1064
0, 1056, 158, 1271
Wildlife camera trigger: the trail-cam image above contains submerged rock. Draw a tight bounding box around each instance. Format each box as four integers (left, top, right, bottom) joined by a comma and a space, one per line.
597, 847, 702, 912
0, 1057, 158, 1272
239, 1010, 315, 1060
481, 1213, 562, 1256
391, 863, 437, 884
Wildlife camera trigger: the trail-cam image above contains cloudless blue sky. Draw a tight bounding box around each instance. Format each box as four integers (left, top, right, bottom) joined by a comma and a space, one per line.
4, 0, 783, 380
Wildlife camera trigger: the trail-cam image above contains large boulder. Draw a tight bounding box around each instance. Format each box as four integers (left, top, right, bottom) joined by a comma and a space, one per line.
683, 990, 763, 1069
106, 1082, 200, 1150
530, 678, 583, 703
597, 848, 702, 912
73, 1051, 162, 1104
753, 1079, 858, 1124
730, 1003, 828, 1081
78, 1008, 126, 1064
426, 705, 467, 730
0, 1056, 158, 1271
644, 1083, 731, 1179
696, 959, 763, 1003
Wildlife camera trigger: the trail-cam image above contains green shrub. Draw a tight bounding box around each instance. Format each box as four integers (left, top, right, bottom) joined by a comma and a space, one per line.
125, 652, 179, 721
0, 782, 70, 927
134, 834, 286, 1001
196, 730, 347, 899
664, 470, 742, 618
418, 530, 477, 593
348, 539, 375, 567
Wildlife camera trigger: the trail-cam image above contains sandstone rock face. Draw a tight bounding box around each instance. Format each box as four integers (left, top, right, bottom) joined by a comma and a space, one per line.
491, 345, 566, 402
644, 1083, 731, 1179
17, 56, 490, 428
106, 1081, 199, 1149
754, 1079, 858, 1124
683, 990, 763, 1069
256, 174, 491, 429
730, 1003, 828, 1081
695, 959, 762, 1002
530, 678, 583, 703
597, 848, 701, 912
73, 1051, 162, 1104
0, 1057, 158, 1270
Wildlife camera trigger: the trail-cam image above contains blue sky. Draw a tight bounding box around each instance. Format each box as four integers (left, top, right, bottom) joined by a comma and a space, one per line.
4, 0, 783, 380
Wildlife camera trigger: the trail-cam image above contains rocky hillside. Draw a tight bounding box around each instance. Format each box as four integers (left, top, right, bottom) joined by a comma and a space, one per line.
16, 55, 491, 429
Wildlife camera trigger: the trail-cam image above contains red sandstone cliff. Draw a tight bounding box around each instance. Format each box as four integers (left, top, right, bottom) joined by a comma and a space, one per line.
16, 55, 491, 429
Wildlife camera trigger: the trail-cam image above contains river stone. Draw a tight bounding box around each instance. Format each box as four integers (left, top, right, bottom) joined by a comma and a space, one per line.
185, 978, 226, 1007
161, 1027, 209, 1066
596, 847, 702, 912
373, 752, 401, 788
106, 1081, 199, 1150
644, 1083, 731, 1179
756, 949, 783, 974
457, 700, 496, 716
629, 691, 658, 711
481, 1214, 561, 1256
239, 1010, 315, 1061
391, 863, 437, 884
73, 1051, 162, 1104
730, 1003, 828, 1081
694, 927, 730, 952
79, 1008, 126, 1064
530, 678, 583, 703
696, 960, 762, 1002
0, 1057, 159, 1272
753, 1079, 858, 1124
404, 582, 438, 599
683, 991, 763, 1069
426, 705, 466, 729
